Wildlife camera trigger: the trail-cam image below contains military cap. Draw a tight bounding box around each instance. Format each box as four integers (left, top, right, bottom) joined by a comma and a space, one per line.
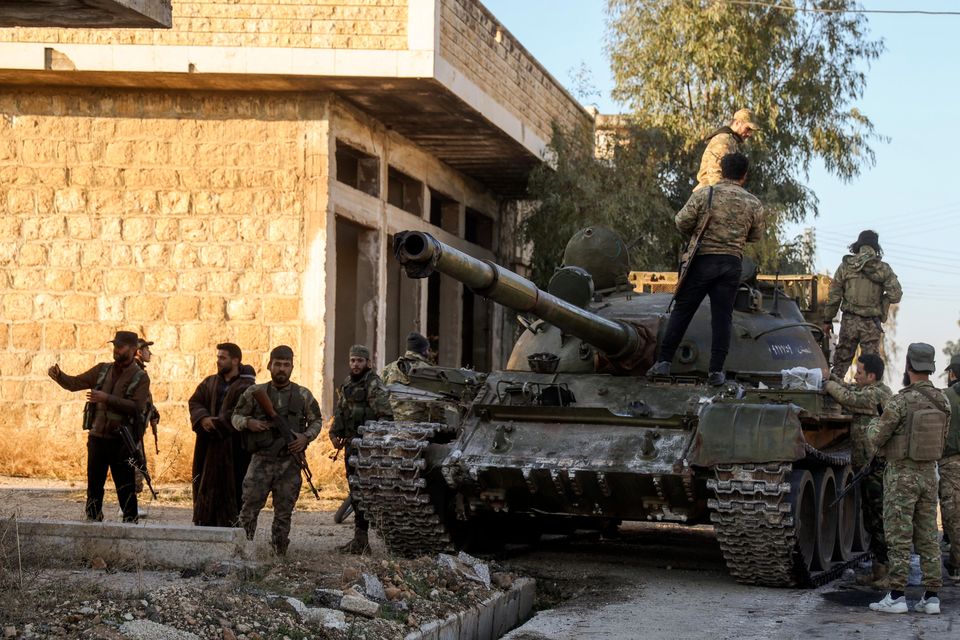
349, 344, 371, 360
907, 342, 936, 373
109, 330, 139, 347
945, 353, 960, 371
406, 332, 429, 355
733, 108, 760, 131
269, 345, 295, 361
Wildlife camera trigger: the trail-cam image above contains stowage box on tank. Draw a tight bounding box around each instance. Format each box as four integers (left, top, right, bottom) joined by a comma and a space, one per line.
350, 227, 862, 588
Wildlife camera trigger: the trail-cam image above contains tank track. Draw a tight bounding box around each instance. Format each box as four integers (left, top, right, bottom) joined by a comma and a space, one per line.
349, 420, 456, 558
708, 456, 868, 587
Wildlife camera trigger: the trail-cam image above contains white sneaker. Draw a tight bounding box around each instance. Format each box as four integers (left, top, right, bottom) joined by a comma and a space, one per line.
914, 596, 941, 615
869, 593, 908, 614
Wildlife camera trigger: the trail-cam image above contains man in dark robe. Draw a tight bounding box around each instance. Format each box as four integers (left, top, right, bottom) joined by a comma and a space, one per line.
188, 342, 255, 527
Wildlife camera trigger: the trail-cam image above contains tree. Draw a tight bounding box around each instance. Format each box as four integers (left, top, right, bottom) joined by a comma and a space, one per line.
606, 0, 884, 221
524, 1, 882, 285
945, 316, 960, 359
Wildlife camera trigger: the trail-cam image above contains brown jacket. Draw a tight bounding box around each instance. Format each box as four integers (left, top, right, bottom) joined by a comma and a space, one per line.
53, 361, 151, 439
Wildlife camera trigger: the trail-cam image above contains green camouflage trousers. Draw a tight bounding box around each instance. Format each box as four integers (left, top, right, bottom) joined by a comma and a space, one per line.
239, 453, 302, 552
832, 313, 882, 379
861, 461, 887, 562
884, 459, 941, 590
940, 456, 960, 571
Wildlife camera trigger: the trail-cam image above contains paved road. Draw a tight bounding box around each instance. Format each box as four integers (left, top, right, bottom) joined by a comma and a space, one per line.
501, 523, 959, 640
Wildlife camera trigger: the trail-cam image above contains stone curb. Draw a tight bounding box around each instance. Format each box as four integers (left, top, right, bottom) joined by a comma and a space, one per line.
404, 578, 535, 640
10, 518, 249, 569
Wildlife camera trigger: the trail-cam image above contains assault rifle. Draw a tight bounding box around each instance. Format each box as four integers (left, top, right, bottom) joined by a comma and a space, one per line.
252, 389, 321, 500
669, 186, 714, 312
830, 457, 878, 508
118, 420, 158, 499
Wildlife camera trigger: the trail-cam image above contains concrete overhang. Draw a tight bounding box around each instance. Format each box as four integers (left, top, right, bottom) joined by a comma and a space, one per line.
0, 0, 591, 198
0, 0, 172, 29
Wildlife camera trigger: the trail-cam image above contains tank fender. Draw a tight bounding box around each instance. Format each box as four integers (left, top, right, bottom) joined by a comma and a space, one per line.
688, 402, 805, 467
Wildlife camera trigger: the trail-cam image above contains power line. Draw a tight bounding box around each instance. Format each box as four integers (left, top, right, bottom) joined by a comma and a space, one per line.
715, 1, 960, 15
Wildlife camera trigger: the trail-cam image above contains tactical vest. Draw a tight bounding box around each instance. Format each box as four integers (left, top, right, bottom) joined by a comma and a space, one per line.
944, 385, 960, 459
338, 373, 377, 437
882, 387, 949, 462
844, 272, 884, 313
242, 383, 306, 456
82, 363, 146, 436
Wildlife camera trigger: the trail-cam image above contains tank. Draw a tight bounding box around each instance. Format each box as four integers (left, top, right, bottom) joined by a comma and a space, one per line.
351, 227, 864, 588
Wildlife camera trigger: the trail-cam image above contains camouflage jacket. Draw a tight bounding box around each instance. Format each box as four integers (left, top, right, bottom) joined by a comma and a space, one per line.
382, 350, 432, 421
823, 246, 902, 322
675, 179, 763, 258
866, 380, 951, 460
695, 128, 742, 190
945, 383, 960, 459
231, 381, 324, 441
824, 379, 892, 466
331, 368, 392, 439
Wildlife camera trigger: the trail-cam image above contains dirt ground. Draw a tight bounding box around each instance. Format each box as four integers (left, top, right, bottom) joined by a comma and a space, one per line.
3, 477, 960, 640
0, 478, 519, 640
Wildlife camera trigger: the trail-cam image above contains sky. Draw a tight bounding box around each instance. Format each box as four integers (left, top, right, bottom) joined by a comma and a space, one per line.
483, 0, 960, 375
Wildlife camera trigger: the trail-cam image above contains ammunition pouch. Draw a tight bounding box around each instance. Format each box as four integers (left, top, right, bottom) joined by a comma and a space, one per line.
240, 428, 284, 456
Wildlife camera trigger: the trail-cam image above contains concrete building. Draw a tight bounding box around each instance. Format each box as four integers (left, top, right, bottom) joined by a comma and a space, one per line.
0, 0, 591, 479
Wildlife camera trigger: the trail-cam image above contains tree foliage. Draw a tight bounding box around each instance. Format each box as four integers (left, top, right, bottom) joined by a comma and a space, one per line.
524, 0, 882, 286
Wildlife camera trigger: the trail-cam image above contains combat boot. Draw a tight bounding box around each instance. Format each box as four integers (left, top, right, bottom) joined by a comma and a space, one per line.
339, 529, 370, 555
856, 562, 888, 588
271, 538, 289, 557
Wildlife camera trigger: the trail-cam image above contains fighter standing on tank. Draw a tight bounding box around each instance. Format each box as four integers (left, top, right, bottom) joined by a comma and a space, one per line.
822, 230, 902, 379
694, 108, 759, 191
331, 344, 392, 554
647, 152, 764, 385
823, 353, 892, 586
866, 343, 950, 615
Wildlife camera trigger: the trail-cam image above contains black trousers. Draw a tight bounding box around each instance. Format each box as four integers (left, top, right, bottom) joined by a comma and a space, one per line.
658, 254, 742, 373
344, 448, 368, 532
86, 434, 138, 522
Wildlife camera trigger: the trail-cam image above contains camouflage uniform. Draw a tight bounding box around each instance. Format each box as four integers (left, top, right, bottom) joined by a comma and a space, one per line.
941, 381, 960, 574
823, 247, 902, 379
332, 366, 392, 536
824, 378, 893, 562
675, 179, 764, 259
232, 381, 323, 554
866, 379, 951, 591
382, 350, 433, 421
694, 129, 742, 191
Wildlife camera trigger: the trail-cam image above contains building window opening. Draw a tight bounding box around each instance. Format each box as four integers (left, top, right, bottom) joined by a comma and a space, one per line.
335, 140, 380, 197
465, 207, 494, 250
429, 188, 461, 235
387, 167, 424, 216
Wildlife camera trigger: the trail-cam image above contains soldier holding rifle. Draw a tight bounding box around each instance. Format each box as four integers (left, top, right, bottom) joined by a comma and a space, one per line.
47, 330, 152, 523
232, 345, 324, 556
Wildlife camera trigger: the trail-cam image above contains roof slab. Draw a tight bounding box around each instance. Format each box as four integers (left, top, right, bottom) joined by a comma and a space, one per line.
0, 0, 172, 29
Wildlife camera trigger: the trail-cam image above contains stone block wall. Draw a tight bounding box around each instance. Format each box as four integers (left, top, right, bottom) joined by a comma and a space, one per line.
0, 87, 330, 482
439, 0, 589, 143
0, 0, 409, 49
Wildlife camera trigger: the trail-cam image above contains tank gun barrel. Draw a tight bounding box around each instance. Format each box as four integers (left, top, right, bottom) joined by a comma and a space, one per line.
395, 231, 641, 360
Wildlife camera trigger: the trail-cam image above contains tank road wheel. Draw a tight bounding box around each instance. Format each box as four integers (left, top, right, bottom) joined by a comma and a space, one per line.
811, 467, 838, 571
833, 466, 856, 561
350, 420, 457, 558
788, 469, 817, 573
852, 481, 871, 553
